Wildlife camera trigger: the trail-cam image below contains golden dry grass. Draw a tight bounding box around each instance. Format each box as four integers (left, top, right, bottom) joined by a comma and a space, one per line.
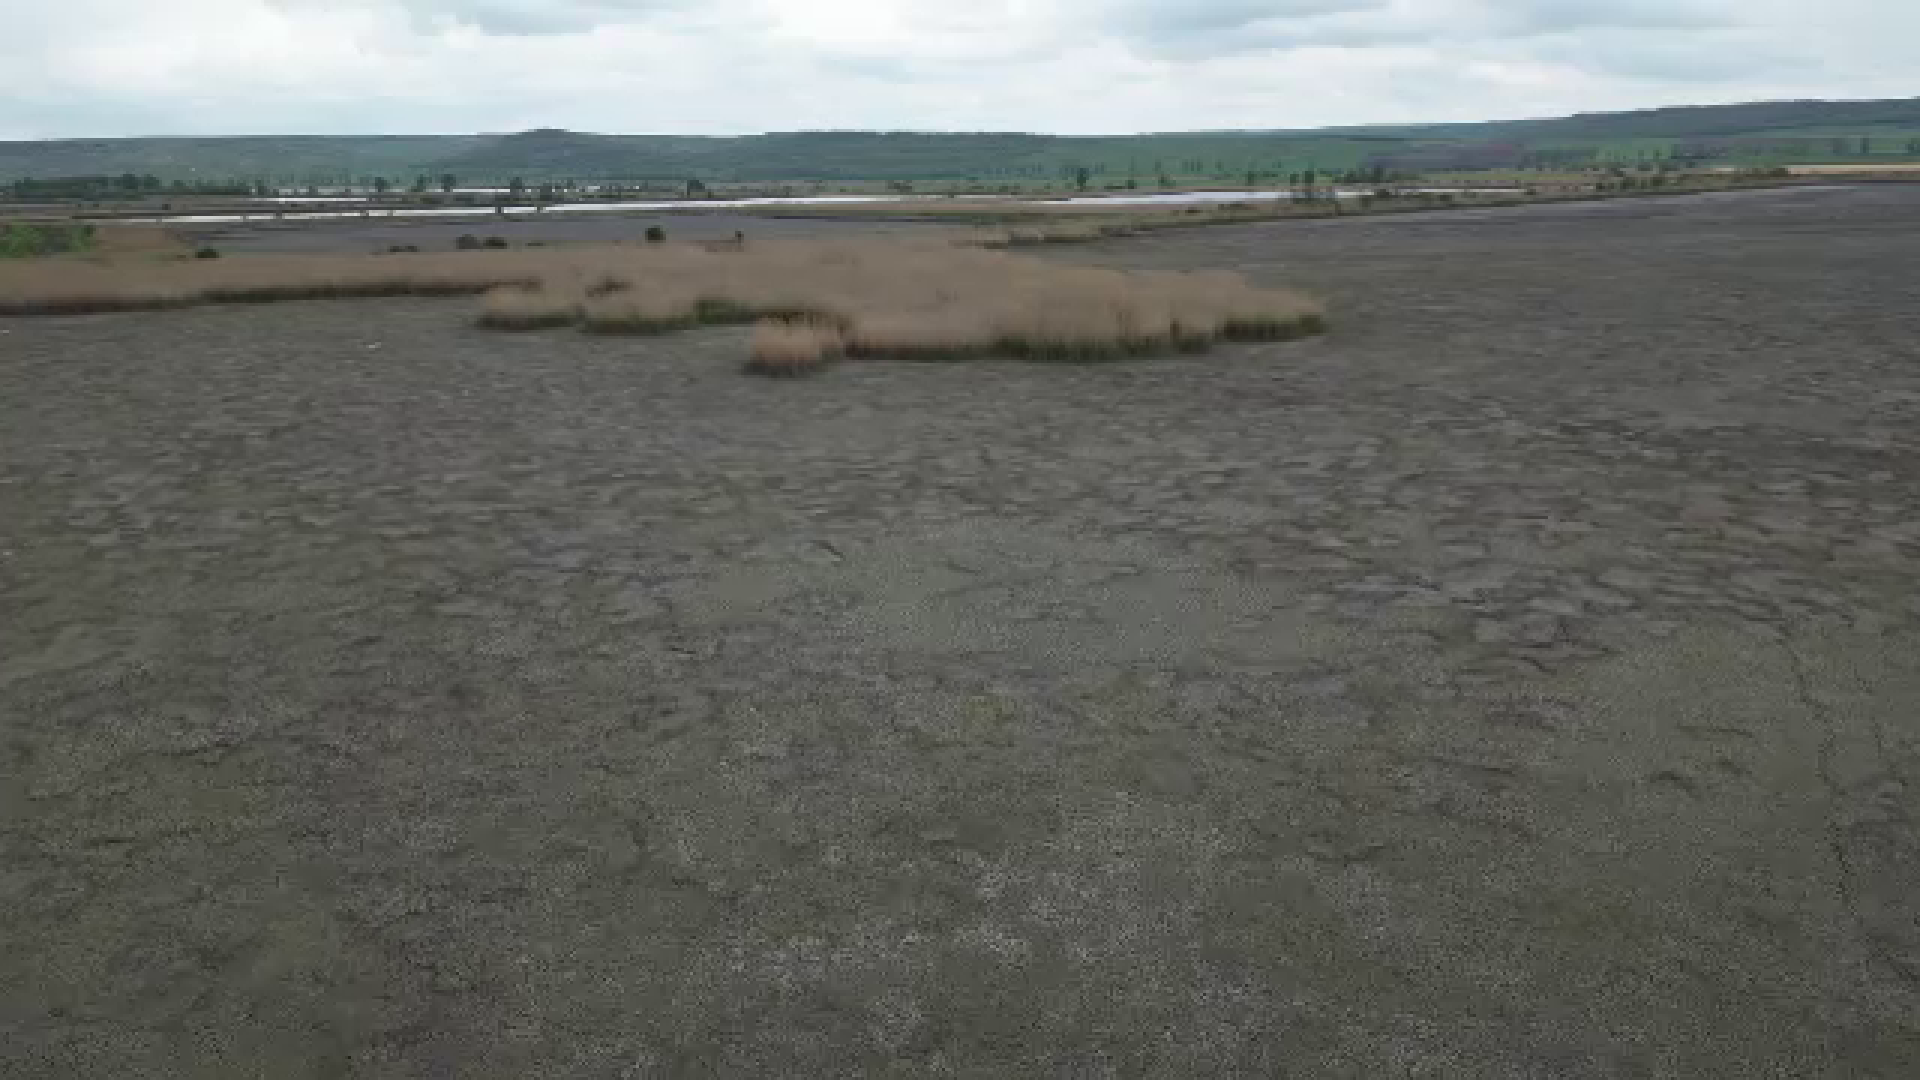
477, 285, 581, 331
579, 287, 700, 334
746, 319, 844, 377
526, 237, 1322, 368
0, 236, 1326, 375
0, 250, 545, 316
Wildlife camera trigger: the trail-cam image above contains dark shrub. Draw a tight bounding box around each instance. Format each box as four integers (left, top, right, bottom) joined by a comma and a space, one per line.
456, 234, 482, 250
644, 226, 666, 244
483, 235, 509, 249
194, 246, 221, 260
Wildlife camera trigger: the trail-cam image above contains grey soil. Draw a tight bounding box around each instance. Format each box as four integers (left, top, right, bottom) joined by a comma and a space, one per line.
3, 185, 1918, 1077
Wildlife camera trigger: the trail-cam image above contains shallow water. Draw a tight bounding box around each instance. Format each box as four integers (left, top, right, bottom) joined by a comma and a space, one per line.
1044, 187, 1524, 206
139, 187, 1538, 224
139, 195, 912, 225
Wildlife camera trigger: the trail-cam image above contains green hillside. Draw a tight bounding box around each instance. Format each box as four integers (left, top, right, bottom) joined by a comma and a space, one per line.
5, 97, 1920, 190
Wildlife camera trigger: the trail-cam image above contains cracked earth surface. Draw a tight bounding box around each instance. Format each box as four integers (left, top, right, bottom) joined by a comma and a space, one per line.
3, 185, 1917, 1076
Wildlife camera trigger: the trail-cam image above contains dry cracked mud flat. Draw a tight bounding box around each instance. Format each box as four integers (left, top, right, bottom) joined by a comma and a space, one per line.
3, 184, 1918, 1077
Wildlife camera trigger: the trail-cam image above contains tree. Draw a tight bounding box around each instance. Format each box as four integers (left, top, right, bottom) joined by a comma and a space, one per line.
372, 177, 390, 196
1074, 167, 1091, 191
685, 177, 708, 199
440, 174, 458, 193
509, 177, 527, 198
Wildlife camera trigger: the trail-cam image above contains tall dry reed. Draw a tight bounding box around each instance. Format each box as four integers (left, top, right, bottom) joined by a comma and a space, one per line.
0, 237, 1325, 375
746, 319, 844, 378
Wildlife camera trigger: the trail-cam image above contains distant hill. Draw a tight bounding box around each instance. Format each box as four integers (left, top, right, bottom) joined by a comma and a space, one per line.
5, 97, 1920, 189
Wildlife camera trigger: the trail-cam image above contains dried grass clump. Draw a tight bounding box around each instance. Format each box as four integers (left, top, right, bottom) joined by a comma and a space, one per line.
1155, 270, 1328, 343
478, 285, 580, 331
746, 318, 843, 378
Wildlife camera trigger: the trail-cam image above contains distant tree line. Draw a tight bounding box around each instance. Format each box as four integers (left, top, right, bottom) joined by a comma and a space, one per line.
5, 174, 255, 200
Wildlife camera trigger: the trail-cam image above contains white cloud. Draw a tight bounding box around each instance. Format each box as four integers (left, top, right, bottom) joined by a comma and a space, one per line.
0, 0, 1914, 138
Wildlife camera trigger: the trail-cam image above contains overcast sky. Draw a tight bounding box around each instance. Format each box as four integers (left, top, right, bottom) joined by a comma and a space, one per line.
5, 1, 1915, 139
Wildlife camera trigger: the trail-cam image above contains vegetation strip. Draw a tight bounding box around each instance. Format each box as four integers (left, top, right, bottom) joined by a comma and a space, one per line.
467, 239, 1324, 376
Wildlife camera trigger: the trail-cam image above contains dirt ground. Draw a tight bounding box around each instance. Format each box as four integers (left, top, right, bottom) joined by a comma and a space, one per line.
3, 185, 1918, 1077
181, 211, 931, 257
